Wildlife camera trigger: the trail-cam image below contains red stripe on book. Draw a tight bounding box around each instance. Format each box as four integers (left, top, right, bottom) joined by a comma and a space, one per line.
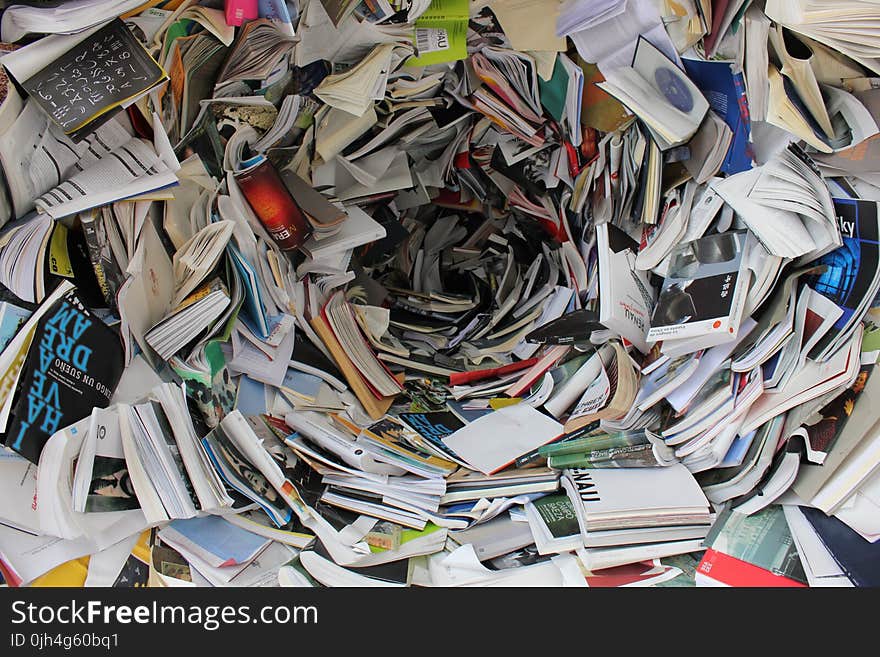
697, 548, 807, 587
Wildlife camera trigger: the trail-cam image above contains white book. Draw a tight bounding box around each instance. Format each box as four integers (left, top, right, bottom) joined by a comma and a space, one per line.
561, 463, 710, 531
579, 523, 712, 548
596, 222, 655, 353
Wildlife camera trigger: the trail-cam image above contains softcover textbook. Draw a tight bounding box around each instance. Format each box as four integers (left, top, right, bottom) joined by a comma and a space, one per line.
5, 287, 124, 463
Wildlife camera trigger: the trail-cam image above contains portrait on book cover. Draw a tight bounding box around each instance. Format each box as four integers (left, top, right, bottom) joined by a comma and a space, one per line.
85, 456, 140, 512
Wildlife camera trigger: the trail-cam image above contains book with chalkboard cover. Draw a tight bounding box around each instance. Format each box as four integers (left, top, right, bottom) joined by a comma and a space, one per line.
17, 18, 166, 141
3, 287, 124, 464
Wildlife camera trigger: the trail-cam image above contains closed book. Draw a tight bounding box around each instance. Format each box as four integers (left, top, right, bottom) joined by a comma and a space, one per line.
5, 288, 124, 463
562, 464, 711, 532
696, 548, 807, 587
234, 155, 313, 251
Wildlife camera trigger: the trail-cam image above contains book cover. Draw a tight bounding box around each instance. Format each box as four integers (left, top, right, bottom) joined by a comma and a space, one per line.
234, 155, 313, 251
563, 464, 709, 523
648, 230, 749, 342
226, 0, 259, 26
801, 506, 879, 587
20, 18, 165, 139
807, 198, 880, 360
597, 222, 656, 353
360, 416, 458, 474
81, 407, 140, 513
4, 288, 124, 463
696, 548, 807, 587
791, 364, 873, 464
681, 58, 754, 174
703, 506, 809, 586
398, 410, 466, 445
532, 493, 581, 541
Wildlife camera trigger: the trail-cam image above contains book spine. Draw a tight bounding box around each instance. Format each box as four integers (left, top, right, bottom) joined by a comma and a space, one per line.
728, 70, 755, 168
79, 211, 115, 308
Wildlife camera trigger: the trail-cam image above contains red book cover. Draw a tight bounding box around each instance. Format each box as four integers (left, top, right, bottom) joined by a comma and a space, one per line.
234, 157, 313, 251
697, 548, 808, 587
225, 0, 258, 26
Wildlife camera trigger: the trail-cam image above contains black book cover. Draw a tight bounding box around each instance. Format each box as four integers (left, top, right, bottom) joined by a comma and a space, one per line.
20, 19, 164, 140
398, 411, 465, 458
4, 287, 124, 463
311, 539, 410, 583
801, 506, 879, 587
525, 308, 605, 345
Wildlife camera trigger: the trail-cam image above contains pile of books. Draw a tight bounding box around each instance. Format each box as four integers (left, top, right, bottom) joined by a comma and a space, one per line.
0, 0, 878, 589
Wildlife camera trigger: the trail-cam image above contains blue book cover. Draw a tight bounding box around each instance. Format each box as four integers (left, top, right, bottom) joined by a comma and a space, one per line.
235, 375, 268, 416
808, 198, 880, 359
281, 369, 323, 399
720, 428, 757, 467
166, 515, 268, 566
682, 58, 753, 175
228, 243, 270, 339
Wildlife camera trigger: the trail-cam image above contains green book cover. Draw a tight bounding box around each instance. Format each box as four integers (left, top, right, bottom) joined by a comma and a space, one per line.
407, 0, 469, 67
704, 506, 807, 584
533, 493, 580, 539
538, 55, 568, 124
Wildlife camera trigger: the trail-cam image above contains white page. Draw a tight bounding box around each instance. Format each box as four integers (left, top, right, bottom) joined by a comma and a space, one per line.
783, 505, 853, 586
442, 404, 563, 475
665, 317, 757, 412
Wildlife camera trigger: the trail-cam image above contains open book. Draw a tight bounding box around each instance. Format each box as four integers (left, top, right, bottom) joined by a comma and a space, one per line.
597, 36, 709, 150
